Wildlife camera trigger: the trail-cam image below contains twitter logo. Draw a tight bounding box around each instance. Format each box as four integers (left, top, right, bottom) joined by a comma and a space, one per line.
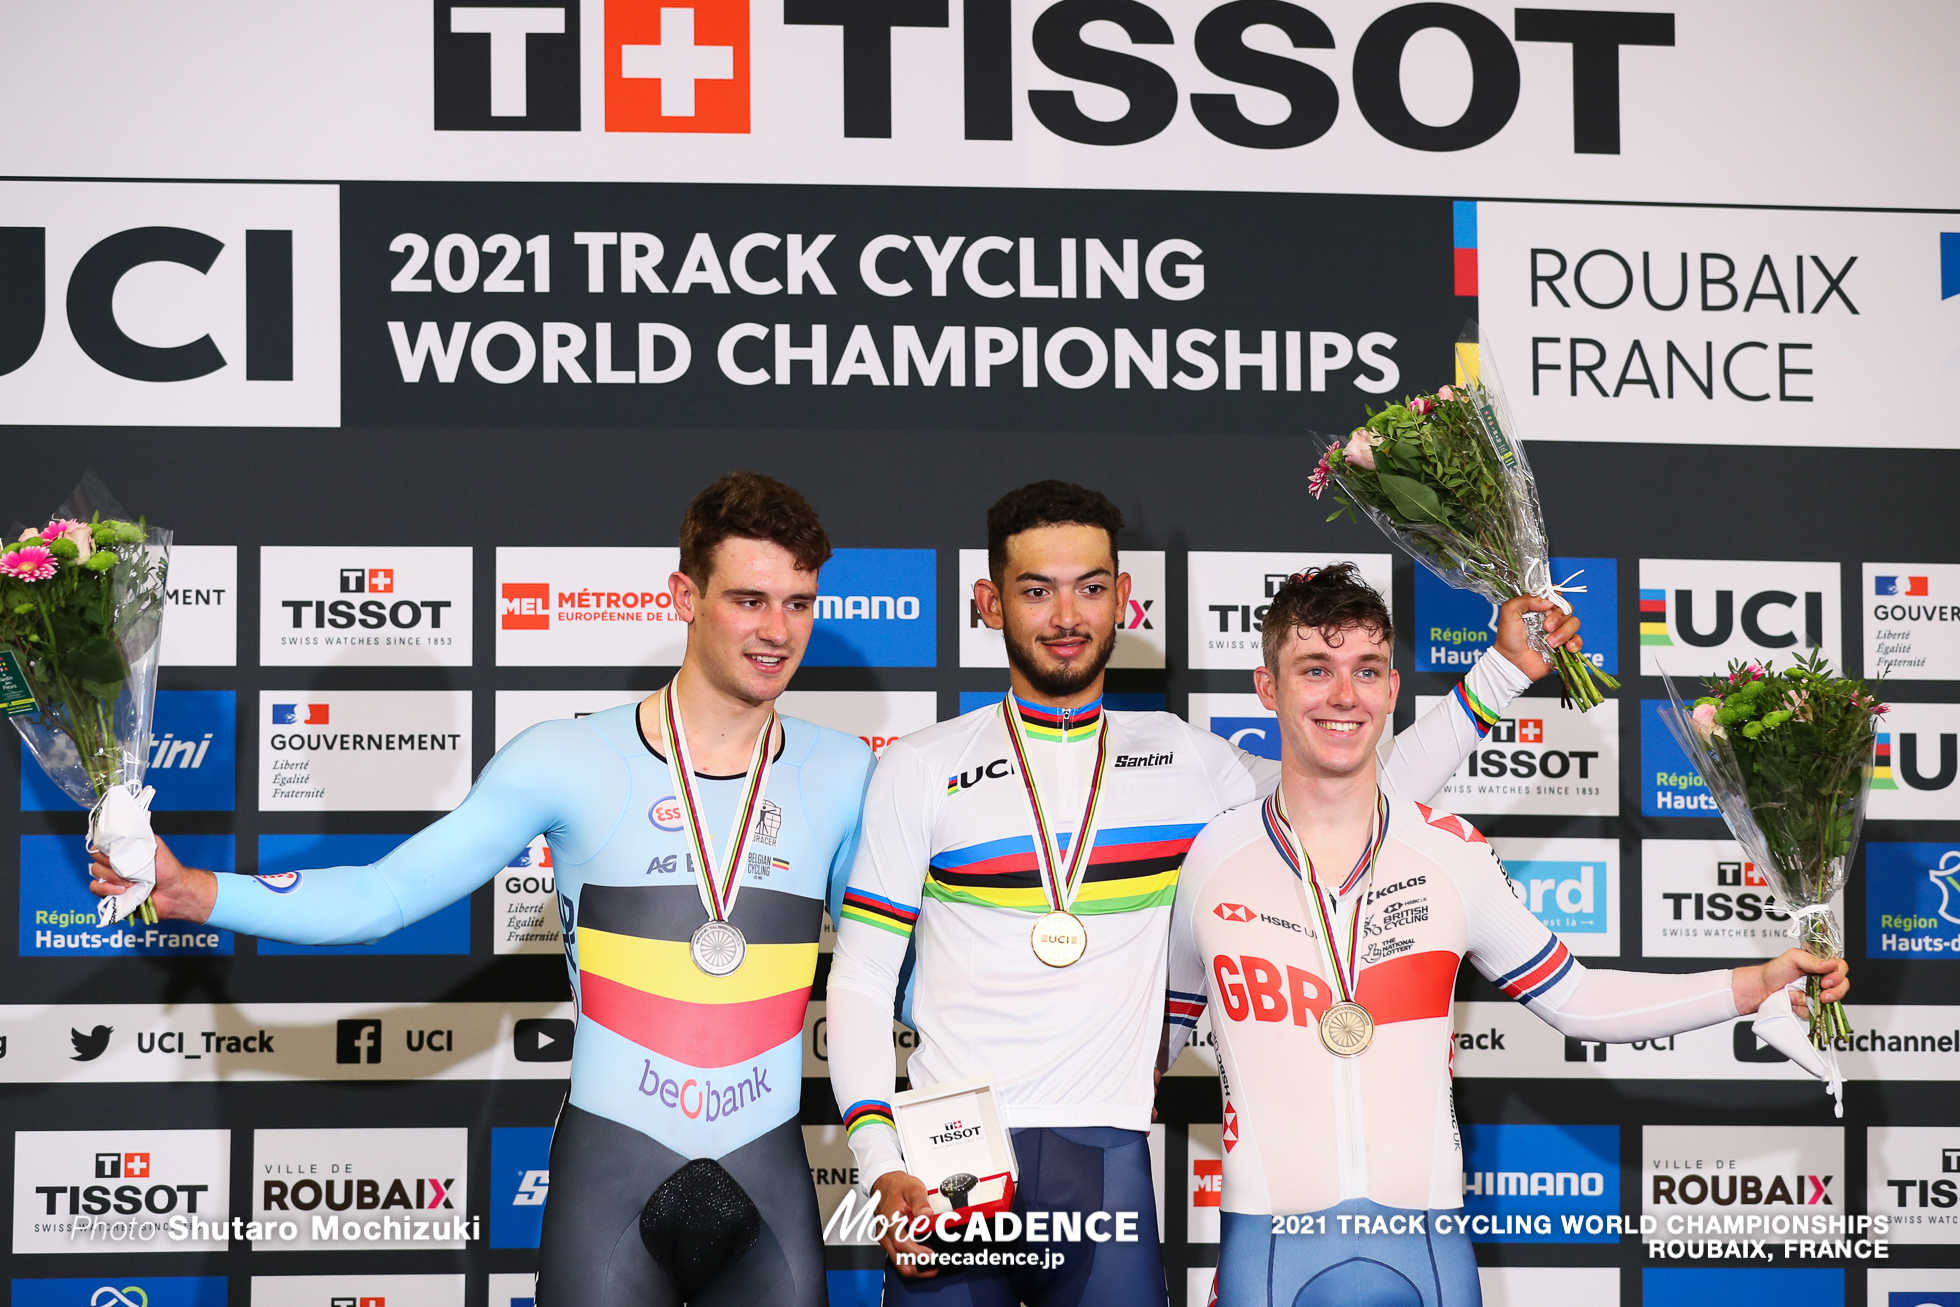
70, 1025, 112, 1061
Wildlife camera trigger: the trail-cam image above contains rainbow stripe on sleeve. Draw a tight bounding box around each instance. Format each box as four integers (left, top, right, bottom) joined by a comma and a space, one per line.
1453, 682, 1501, 737
840, 888, 920, 937
844, 1100, 896, 1136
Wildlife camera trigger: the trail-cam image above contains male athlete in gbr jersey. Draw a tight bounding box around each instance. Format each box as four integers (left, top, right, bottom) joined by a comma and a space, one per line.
1164, 567, 1850, 1307
91, 473, 875, 1307
826, 482, 1586, 1307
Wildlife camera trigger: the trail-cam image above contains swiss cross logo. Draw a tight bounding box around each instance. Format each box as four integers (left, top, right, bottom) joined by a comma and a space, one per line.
1517, 719, 1544, 744
502, 581, 550, 630
338, 567, 395, 594
1222, 1102, 1238, 1153
1192, 1159, 1222, 1207
1213, 903, 1254, 922
607, 0, 748, 133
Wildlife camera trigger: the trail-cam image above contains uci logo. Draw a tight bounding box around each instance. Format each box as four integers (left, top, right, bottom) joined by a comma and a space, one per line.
650, 797, 685, 831
0, 224, 292, 383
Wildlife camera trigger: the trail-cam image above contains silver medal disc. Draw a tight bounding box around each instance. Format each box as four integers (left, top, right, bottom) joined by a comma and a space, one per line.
690, 920, 747, 976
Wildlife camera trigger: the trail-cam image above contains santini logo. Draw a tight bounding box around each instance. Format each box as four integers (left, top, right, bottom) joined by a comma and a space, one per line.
1114, 752, 1172, 768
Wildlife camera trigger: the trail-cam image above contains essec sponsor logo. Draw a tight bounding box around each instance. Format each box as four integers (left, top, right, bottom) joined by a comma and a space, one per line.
1866, 844, 1960, 960
23, 691, 234, 813
1415, 558, 1617, 675
1872, 703, 1960, 821
1459, 1123, 1617, 1242
0, 180, 338, 428
490, 1127, 552, 1249
256, 837, 468, 956
1637, 559, 1841, 676
20, 835, 236, 958
804, 549, 934, 668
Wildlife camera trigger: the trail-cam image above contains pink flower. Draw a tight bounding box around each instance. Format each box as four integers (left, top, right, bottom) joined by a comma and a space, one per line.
0, 546, 57, 582
1344, 429, 1377, 471
1437, 385, 1456, 401
16, 528, 43, 544
1308, 451, 1333, 499
1744, 662, 1766, 679
1690, 702, 1720, 741
1872, 703, 1890, 717
41, 518, 92, 561
1408, 396, 1434, 417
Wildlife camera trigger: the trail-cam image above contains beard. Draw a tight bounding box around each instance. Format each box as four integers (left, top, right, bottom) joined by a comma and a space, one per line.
1003, 623, 1118, 699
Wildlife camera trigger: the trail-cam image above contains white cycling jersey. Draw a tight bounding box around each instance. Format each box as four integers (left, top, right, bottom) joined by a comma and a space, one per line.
826, 649, 1532, 1187
1165, 792, 1738, 1216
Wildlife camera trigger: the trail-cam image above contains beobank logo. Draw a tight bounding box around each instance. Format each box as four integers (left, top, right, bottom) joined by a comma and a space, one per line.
433, 0, 1678, 151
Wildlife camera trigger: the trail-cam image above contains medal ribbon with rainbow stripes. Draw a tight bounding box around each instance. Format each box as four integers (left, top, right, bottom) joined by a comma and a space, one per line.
1264, 787, 1389, 1056
1000, 696, 1113, 967
657, 677, 778, 977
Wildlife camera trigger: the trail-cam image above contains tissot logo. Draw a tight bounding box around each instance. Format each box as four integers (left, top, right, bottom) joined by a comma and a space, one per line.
1420, 696, 1618, 817
13, 1129, 233, 1253
1187, 552, 1394, 670
261, 548, 473, 667
435, 1, 581, 130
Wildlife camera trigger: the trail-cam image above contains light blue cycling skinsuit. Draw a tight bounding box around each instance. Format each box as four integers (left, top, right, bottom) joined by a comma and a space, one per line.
205, 704, 876, 1307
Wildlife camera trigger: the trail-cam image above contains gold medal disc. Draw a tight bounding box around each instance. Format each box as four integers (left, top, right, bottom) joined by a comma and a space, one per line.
1030, 910, 1088, 967
1319, 1001, 1375, 1057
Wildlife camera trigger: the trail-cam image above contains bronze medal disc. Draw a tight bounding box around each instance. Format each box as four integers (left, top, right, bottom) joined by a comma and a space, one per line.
1319, 1001, 1375, 1057
1030, 910, 1088, 967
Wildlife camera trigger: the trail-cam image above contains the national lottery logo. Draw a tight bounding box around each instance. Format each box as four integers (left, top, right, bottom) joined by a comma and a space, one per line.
1636, 559, 1841, 676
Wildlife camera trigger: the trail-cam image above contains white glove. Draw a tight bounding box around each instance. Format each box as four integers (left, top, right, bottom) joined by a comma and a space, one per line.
90, 784, 157, 927
1750, 983, 1845, 1116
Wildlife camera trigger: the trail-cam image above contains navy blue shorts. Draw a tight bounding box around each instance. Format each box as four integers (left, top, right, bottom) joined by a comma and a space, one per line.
1214, 1199, 1480, 1307
883, 1126, 1168, 1307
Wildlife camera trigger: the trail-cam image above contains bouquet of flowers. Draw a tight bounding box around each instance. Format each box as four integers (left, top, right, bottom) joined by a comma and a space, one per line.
0, 476, 172, 925
1660, 654, 1880, 1068
1310, 322, 1618, 710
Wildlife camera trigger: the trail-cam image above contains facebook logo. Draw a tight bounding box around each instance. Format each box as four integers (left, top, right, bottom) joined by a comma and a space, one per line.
336, 1019, 382, 1064
434, 1, 580, 131
23, 690, 235, 811
805, 550, 936, 668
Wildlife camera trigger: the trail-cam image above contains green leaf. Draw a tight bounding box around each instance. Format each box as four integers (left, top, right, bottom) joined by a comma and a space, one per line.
1373, 472, 1452, 527
65, 635, 125, 684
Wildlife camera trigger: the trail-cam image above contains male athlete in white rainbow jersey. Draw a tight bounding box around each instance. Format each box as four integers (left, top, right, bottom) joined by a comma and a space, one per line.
1163, 565, 1850, 1307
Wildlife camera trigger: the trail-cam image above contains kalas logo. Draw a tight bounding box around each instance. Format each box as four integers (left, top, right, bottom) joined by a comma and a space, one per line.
272, 703, 329, 725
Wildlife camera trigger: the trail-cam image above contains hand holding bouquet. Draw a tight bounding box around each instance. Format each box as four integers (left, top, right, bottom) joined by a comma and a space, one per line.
0, 476, 171, 925
1310, 323, 1618, 710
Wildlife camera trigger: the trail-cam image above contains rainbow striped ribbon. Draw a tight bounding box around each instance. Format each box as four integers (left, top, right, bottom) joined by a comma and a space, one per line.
999, 695, 1113, 914
1261, 788, 1389, 1005
658, 677, 778, 925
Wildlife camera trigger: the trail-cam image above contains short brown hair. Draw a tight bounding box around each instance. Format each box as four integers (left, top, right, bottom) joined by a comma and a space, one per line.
1261, 564, 1394, 670
678, 471, 832, 586
986, 480, 1124, 581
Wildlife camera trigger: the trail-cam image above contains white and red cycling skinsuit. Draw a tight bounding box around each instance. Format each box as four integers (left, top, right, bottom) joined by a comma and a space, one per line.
1165, 793, 1740, 1307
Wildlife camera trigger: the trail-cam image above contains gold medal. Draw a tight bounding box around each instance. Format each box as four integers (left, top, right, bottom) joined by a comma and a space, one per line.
1318, 1000, 1375, 1057
1030, 910, 1088, 968
999, 696, 1113, 967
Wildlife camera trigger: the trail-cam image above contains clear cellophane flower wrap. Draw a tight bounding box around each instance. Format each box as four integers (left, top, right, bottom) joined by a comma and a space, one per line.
1, 475, 170, 922
1658, 657, 1878, 1103
1314, 320, 1617, 709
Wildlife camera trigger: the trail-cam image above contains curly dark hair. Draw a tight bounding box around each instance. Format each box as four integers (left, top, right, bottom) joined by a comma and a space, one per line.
1260, 563, 1394, 670
679, 471, 832, 586
985, 480, 1125, 580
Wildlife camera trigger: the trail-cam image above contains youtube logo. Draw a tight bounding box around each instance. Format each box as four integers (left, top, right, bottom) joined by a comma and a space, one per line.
514, 1017, 574, 1062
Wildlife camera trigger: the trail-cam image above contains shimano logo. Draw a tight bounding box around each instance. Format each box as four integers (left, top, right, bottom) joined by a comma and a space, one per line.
1113, 752, 1173, 768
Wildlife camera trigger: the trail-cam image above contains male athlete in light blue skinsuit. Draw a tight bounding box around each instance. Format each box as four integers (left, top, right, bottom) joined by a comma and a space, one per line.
92, 473, 875, 1307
